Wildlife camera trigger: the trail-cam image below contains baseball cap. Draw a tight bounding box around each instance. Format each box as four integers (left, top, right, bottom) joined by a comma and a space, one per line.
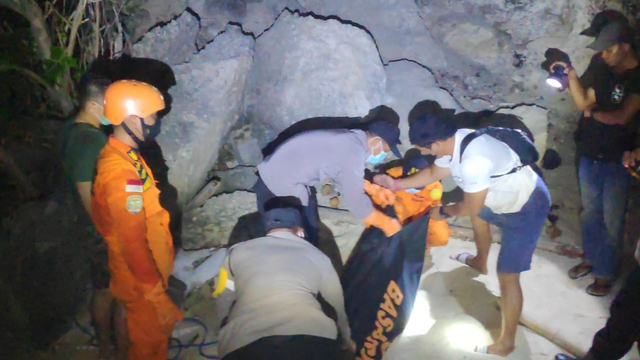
366, 120, 403, 159
264, 207, 303, 232
402, 149, 431, 190
580, 10, 628, 37
587, 22, 634, 52
408, 100, 457, 147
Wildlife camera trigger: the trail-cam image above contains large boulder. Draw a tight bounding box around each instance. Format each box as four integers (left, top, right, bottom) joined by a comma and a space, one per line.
188, 0, 248, 46
243, 12, 387, 147
497, 105, 549, 158
121, 0, 189, 41
384, 60, 462, 150
294, 0, 447, 68
132, 11, 200, 66
182, 191, 258, 248
157, 26, 254, 204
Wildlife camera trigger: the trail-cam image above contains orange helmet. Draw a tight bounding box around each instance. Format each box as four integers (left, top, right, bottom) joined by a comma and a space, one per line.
103, 80, 165, 125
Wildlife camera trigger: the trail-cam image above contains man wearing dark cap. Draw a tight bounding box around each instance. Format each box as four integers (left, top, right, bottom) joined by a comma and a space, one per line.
213, 205, 354, 360
254, 106, 404, 246
375, 101, 550, 357
551, 18, 640, 296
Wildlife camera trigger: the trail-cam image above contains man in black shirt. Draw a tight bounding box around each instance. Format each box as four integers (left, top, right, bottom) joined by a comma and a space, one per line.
553, 21, 640, 296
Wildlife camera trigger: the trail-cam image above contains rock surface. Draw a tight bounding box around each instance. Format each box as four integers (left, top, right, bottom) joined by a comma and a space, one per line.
182, 191, 258, 249
132, 11, 200, 66
243, 12, 387, 147
156, 26, 254, 203
121, 0, 190, 41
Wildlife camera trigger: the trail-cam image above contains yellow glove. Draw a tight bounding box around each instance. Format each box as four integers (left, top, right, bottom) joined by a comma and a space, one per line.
364, 180, 396, 207
363, 209, 402, 237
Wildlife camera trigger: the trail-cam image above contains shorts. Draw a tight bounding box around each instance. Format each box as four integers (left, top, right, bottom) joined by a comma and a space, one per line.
478, 176, 551, 273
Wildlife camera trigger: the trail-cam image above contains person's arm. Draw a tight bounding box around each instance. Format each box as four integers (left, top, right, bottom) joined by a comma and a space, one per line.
374, 164, 451, 191
76, 182, 93, 214
592, 94, 640, 125
551, 61, 597, 111
318, 257, 352, 343
431, 156, 491, 220
432, 188, 488, 220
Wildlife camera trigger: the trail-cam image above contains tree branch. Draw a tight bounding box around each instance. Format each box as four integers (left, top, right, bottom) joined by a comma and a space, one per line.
0, 0, 52, 59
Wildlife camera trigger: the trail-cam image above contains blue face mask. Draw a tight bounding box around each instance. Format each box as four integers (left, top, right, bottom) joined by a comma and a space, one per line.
366, 150, 387, 165
100, 117, 111, 126
366, 140, 388, 165
405, 188, 420, 194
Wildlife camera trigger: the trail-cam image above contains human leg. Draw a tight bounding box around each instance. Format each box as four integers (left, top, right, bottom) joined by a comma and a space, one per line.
113, 301, 129, 360
485, 176, 549, 356
575, 158, 605, 278
126, 297, 178, 360
587, 266, 640, 359
465, 214, 492, 275
91, 288, 115, 359
89, 239, 115, 359
486, 272, 522, 357
587, 164, 631, 295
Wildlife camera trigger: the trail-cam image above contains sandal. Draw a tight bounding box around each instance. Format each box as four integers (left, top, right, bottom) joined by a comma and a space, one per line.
568, 262, 592, 280
586, 280, 613, 297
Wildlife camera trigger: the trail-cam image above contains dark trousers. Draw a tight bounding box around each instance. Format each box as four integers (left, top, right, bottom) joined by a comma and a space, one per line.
588, 266, 640, 360
253, 176, 321, 247
222, 335, 341, 360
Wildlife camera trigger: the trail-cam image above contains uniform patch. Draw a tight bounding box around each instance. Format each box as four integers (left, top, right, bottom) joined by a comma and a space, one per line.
126, 179, 143, 192
127, 150, 140, 161
126, 195, 143, 214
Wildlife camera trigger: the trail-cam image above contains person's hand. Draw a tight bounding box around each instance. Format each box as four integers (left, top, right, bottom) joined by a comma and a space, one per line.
549, 61, 577, 80
373, 174, 398, 191
622, 149, 640, 168
342, 337, 357, 353
430, 206, 445, 221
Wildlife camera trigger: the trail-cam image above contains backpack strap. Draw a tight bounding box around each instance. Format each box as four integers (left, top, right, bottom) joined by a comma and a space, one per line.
459, 129, 524, 179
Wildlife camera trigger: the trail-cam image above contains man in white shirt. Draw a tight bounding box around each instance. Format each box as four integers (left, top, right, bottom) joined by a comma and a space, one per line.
213, 203, 354, 360
375, 102, 550, 357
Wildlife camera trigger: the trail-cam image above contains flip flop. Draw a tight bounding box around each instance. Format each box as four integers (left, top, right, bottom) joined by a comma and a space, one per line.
568, 263, 592, 280
586, 281, 613, 297
474, 346, 488, 354
450, 252, 473, 266
555, 354, 579, 360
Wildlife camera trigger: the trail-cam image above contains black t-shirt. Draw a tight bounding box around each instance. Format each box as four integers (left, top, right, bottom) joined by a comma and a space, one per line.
576, 54, 640, 162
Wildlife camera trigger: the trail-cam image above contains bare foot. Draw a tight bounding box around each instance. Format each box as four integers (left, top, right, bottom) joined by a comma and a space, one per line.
487, 341, 515, 357
466, 255, 489, 275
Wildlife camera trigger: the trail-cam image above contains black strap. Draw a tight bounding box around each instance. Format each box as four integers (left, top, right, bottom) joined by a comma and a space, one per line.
459, 130, 524, 179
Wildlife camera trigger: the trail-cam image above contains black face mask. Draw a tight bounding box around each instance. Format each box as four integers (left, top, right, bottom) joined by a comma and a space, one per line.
122, 117, 161, 148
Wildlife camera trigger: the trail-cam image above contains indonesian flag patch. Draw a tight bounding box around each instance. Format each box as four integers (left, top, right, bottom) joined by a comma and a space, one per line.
125, 179, 144, 193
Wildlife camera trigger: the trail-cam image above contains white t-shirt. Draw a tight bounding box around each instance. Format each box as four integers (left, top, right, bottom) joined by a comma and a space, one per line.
434, 129, 538, 214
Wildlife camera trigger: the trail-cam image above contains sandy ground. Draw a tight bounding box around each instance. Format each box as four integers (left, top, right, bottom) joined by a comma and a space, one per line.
27, 233, 640, 360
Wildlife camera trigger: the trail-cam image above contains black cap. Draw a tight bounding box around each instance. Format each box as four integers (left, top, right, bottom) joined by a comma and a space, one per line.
366, 119, 403, 159
408, 100, 456, 124
264, 207, 303, 232
587, 22, 634, 52
401, 149, 431, 190
408, 100, 457, 147
580, 10, 628, 37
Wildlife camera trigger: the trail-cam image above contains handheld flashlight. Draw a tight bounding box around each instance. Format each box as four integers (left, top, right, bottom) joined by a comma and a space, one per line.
546, 64, 568, 91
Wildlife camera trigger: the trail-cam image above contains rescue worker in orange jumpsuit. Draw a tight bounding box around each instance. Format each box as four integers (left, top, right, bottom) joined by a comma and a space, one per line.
91, 80, 182, 360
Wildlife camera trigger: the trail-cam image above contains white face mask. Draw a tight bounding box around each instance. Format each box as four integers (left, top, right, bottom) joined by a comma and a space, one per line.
92, 101, 110, 125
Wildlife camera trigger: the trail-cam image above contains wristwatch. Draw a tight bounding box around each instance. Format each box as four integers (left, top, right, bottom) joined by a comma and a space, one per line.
439, 206, 451, 219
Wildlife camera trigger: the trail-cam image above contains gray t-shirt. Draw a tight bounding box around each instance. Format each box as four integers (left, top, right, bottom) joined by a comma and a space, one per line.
257, 129, 373, 219
215, 231, 351, 358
